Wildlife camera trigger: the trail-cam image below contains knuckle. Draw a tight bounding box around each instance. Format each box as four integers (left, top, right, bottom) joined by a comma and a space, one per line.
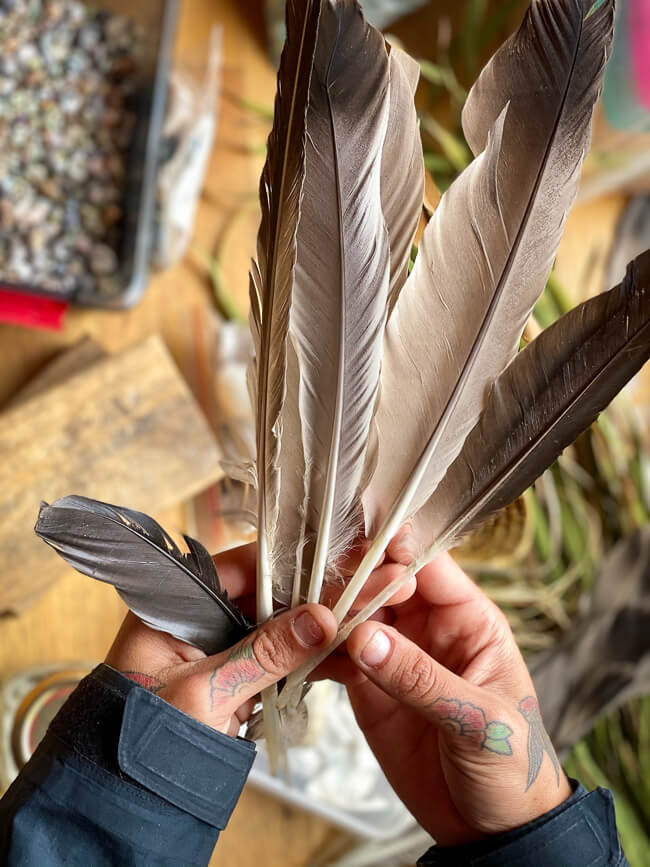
252, 628, 289, 677
393, 653, 437, 703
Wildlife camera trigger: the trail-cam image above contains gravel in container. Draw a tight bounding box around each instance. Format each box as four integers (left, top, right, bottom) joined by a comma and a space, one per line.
0, 0, 142, 296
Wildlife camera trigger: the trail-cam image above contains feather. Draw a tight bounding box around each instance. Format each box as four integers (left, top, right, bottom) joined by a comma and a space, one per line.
35, 496, 251, 655
531, 528, 650, 754
286, 0, 391, 606
416, 250, 650, 552
365, 0, 614, 533
251, 0, 322, 776
279, 251, 650, 700
332, 0, 614, 625
252, 0, 320, 622
381, 46, 424, 314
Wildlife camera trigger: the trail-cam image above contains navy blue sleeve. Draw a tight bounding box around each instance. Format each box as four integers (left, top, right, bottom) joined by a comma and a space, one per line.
0, 665, 256, 867
417, 780, 629, 866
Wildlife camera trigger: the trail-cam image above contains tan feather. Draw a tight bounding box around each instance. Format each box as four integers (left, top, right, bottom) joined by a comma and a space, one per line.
251, 0, 322, 775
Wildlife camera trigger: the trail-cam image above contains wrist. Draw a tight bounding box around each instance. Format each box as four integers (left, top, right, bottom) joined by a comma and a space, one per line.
419, 781, 624, 866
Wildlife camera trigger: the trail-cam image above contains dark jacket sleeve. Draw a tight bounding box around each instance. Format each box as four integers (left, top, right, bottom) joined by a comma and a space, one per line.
0, 664, 256, 867
418, 780, 629, 866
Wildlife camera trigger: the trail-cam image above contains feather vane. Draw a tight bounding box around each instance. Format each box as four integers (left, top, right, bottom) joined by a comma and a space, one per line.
286, 0, 391, 605
35, 496, 251, 655
363, 0, 615, 537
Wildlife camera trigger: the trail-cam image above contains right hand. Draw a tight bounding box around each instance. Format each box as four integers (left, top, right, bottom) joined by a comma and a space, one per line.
324, 553, 572, 846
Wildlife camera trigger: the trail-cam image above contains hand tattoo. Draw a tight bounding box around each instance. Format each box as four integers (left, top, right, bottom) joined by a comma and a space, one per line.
123, 671, 166, 694
518, 696, 561, 790
209, 642, 264, 711
433, 698, 513, 755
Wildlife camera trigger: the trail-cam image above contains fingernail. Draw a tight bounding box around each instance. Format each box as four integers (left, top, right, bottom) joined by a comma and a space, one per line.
293, 612, 325, 647
361, 629, 392, 668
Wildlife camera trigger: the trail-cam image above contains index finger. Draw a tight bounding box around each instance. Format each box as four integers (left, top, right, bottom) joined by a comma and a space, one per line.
212, 542, 257, 599
415, 552, 489, 608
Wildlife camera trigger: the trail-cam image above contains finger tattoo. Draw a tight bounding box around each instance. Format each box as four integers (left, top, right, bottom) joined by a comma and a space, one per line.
432, 698, 514, 756
209, 642, 265, 711
123, 671, 167, 694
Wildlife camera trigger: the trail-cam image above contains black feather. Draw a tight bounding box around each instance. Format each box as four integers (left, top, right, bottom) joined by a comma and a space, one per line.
35, 495, 252, 655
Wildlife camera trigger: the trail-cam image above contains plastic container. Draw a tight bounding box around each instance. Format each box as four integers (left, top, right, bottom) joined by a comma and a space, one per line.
0, 0, 179, 310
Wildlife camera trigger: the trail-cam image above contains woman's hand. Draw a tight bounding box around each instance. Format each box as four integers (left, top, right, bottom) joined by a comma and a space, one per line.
105, 543, 338, 736
325, 552, 572, 846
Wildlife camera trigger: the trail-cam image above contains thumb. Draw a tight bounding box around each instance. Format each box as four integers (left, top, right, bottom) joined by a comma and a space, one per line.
347, 622, 515, 756
162, 604, 338, 731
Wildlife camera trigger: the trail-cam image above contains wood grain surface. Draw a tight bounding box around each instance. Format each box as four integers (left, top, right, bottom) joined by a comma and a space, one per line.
0, 336, 223, 613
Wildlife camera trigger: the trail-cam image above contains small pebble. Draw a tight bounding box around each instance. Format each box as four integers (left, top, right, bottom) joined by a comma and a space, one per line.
80, 202, 103, 236
28, 227, 47, 254
90, 242, 118, 276
102, 203, 122, 226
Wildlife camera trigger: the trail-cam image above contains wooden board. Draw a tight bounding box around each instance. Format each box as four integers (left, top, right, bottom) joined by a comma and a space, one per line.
0, 335, 222, 613
4, 337, 107, 410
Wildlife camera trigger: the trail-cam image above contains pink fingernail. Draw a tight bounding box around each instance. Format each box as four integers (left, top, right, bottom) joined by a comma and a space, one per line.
361, 630, 392, 668
293, 612, 325, 647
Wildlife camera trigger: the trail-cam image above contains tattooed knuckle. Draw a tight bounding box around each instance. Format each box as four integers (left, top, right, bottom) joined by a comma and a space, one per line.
253, 629, 289, 677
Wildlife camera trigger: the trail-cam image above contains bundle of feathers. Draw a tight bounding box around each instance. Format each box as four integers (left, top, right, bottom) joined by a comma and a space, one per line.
37, 0, 650, 773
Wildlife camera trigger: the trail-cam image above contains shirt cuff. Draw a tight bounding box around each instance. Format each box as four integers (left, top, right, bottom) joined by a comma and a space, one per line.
418, 780, 626, 866
47, 663, 256, 830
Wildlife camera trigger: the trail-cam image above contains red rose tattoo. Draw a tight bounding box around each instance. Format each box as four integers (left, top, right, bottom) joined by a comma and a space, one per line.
123, 671, 166, 694
433, 698, 513, 756
209, 642, 264, 711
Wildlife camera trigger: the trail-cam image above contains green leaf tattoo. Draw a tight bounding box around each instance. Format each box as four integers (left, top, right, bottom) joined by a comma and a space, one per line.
432, 698, 513, 755
485, 721, 512, 740
484, 737, 513, 755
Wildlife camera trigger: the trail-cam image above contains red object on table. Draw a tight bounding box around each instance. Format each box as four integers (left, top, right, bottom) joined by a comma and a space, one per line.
0, 288, 68, 331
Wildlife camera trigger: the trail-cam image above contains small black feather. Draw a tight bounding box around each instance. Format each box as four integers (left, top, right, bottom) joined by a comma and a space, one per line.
35, 495, 252, 655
